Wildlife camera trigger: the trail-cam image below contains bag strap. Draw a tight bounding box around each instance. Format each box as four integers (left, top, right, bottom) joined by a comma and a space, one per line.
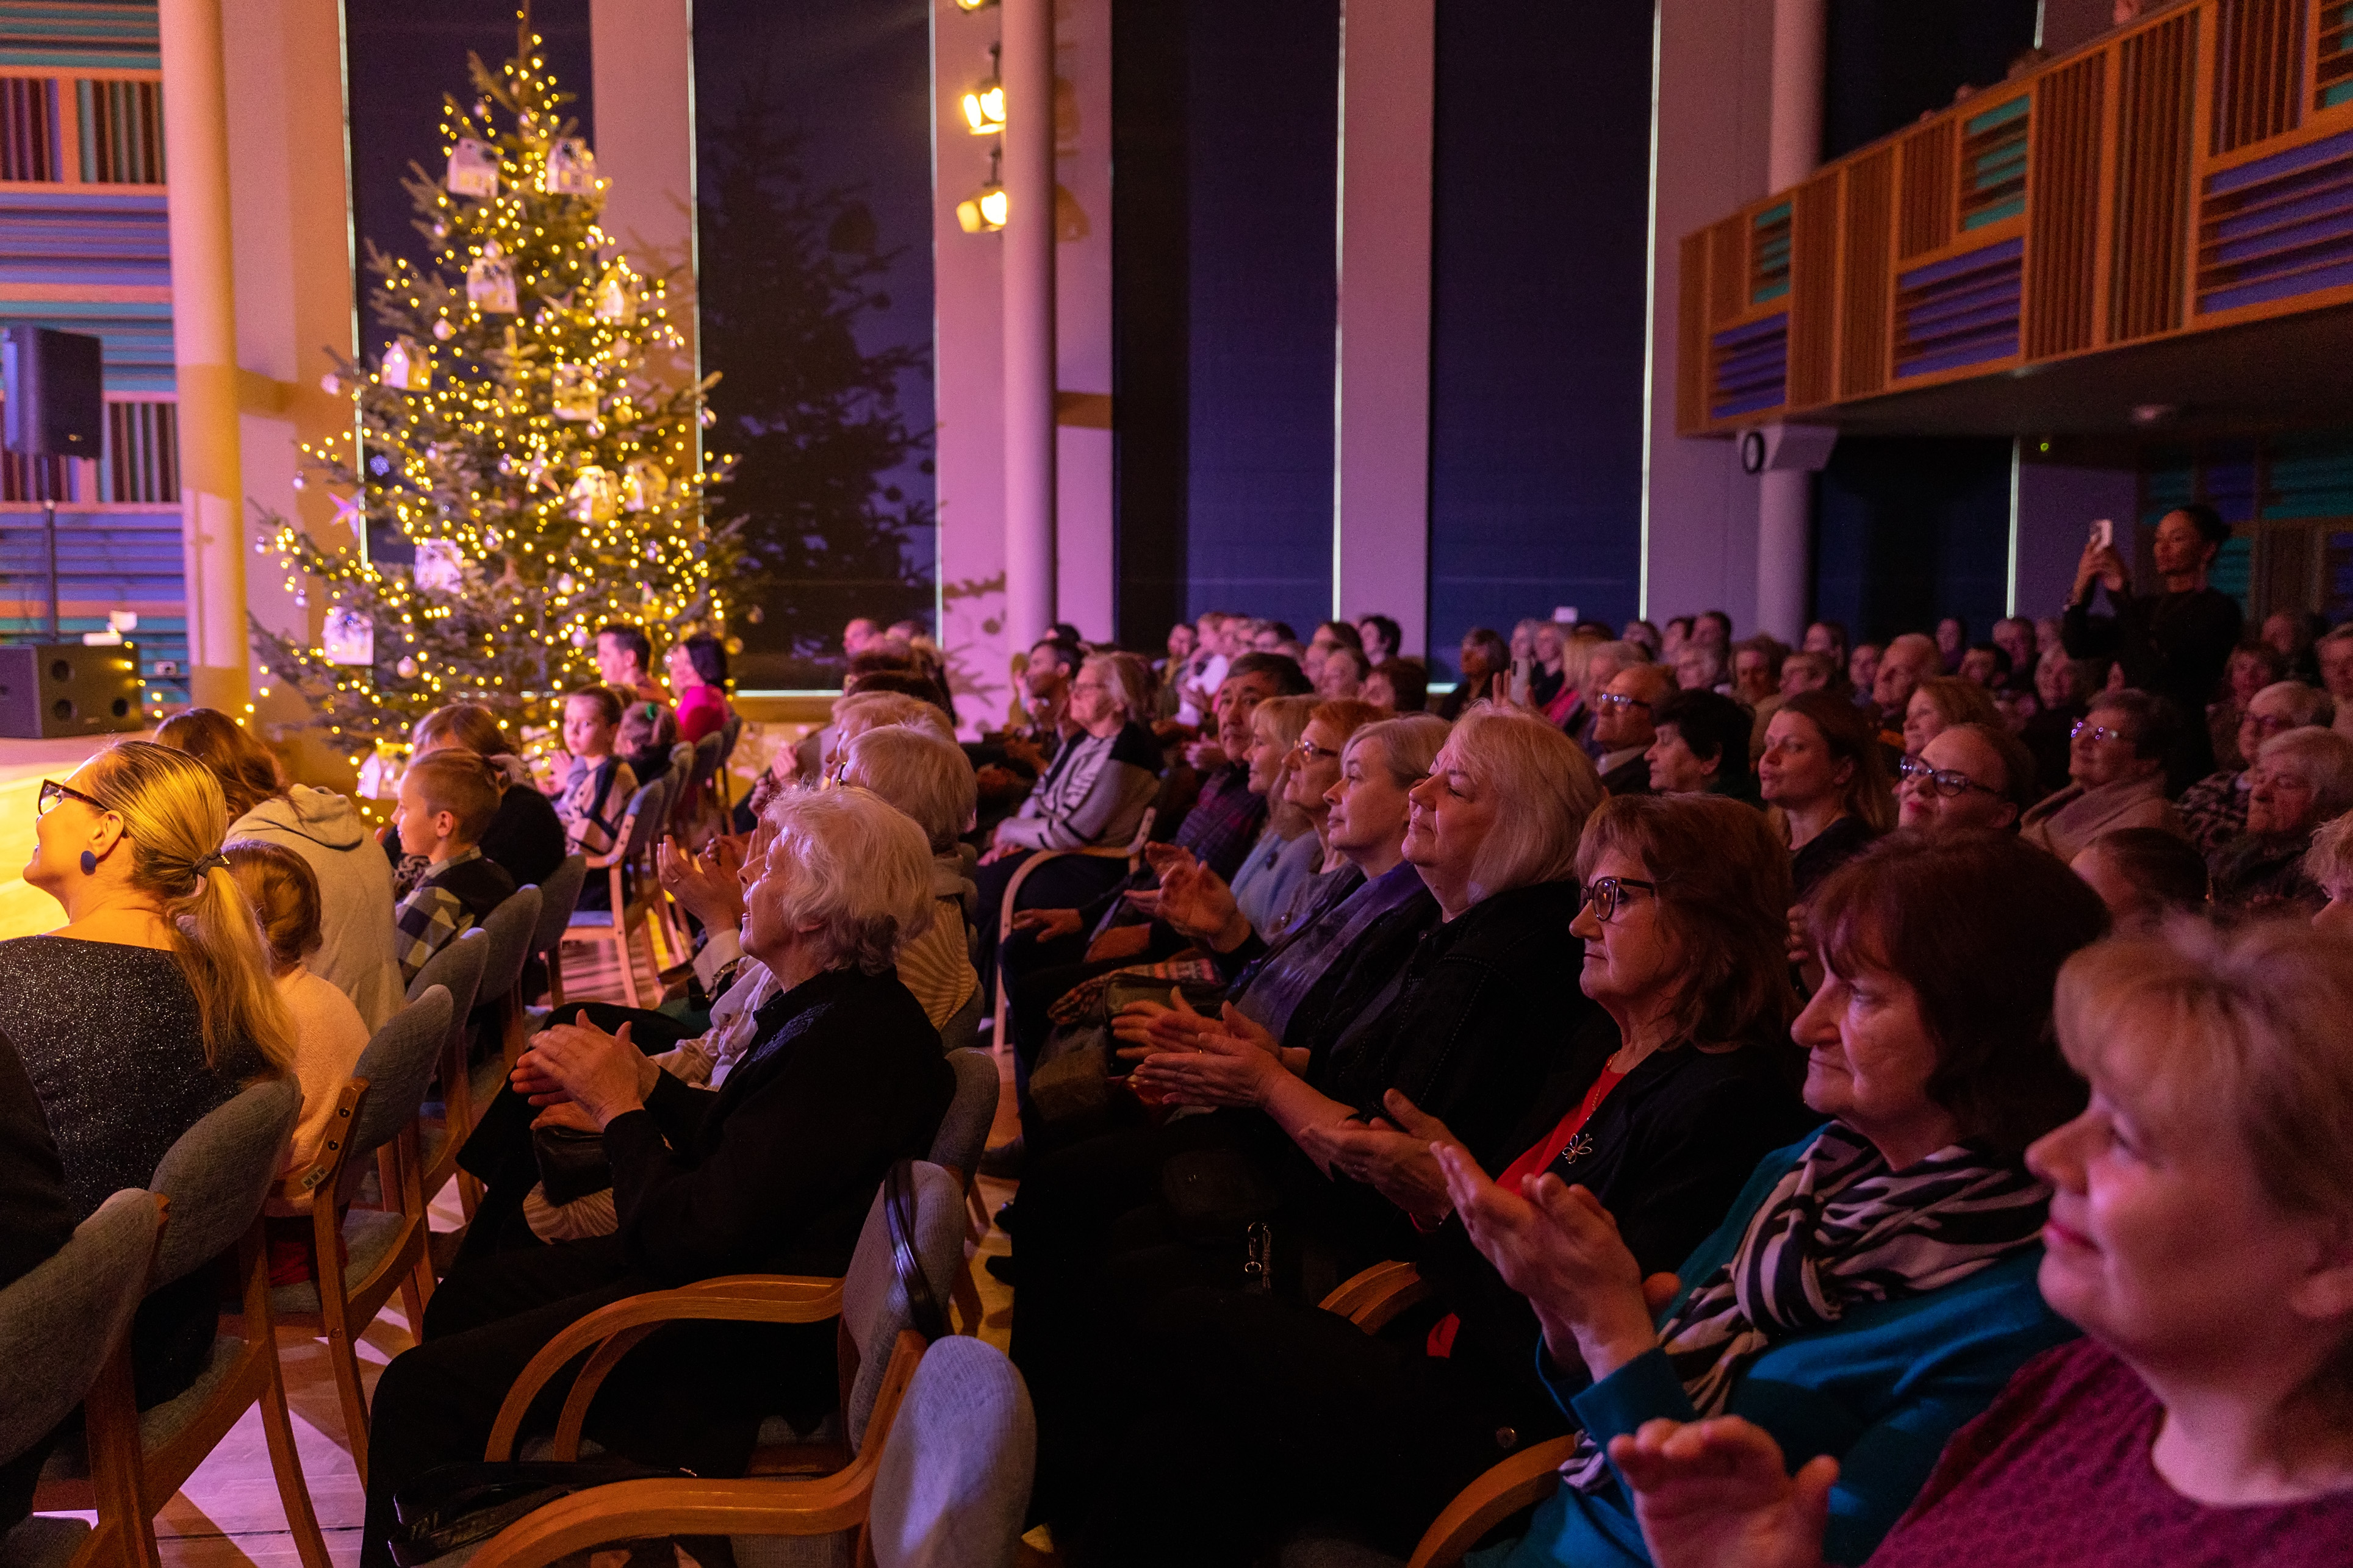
884, 1158, 948, 1343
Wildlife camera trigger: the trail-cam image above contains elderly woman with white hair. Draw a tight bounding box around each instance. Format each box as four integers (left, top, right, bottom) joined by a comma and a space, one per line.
359, 787, 956, 1568
838, 723, 980, 1029
2207, 725, 2353, 914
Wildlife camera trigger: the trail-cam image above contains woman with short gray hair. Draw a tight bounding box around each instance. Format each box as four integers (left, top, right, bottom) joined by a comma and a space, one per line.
840, 726, 980, 1029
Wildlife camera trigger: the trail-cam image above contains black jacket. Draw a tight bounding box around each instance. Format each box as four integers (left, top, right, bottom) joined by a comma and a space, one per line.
1599, 754, 1651, 798
0, 1026, 70, 1290
607, 965, 954, 1285
1417, 1023, 1820, 1405
386, 786, 568, 892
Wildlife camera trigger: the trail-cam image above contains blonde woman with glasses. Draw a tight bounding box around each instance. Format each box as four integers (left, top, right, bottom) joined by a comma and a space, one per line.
7, 740, 295, 1406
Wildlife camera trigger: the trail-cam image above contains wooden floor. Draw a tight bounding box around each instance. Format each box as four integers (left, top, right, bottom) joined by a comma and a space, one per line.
29, 890, 1022, 1567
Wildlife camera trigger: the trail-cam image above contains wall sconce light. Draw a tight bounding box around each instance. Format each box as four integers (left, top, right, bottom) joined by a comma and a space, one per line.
961, 45, 1005, 136
955, 0, 996, 10
958, 146, 1007, 232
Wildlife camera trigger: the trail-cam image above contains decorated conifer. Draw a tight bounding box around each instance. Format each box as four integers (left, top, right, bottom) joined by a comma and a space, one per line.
251, 20, 735, 747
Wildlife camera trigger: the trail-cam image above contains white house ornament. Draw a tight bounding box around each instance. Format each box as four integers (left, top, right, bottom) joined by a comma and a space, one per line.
467, 245, 519, 314
568, 465, 619, 522
620, 459, 669, 511
414, 539, 464, 592
594, 271, 636, 323
550, 363, 598, 422
322, 607, 375, 666
544, 138, 597, 195
447, 138, 498, 198
380, 338, 428, 392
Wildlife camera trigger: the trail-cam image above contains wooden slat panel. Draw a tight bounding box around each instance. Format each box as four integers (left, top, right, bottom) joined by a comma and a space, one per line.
1898, 119, 1956, 259
2213, 0, 2304, 154
1839, 146, 1895, 398
1787, 173, 1839, 406
1706, 215, 1746, 327
2026, 55, 2106, 357
1677, 230, 1708, 433
2114, 12, 2197, 340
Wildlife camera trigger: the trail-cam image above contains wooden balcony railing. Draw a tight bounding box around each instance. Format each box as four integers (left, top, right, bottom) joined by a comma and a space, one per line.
1677, 0, 2353, 435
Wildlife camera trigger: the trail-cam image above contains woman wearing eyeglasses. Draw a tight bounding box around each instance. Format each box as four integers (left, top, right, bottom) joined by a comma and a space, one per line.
2019, 689, 2184, 863
7, 743, 295, 1408
1063, 795, 1819, 1567
1895, 723, 2039, 835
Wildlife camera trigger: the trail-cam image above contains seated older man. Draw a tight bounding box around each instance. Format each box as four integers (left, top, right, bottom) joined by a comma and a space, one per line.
358, 788, 955, 1568
2208, 726, 2353, 914
2175, 679, 2335, 854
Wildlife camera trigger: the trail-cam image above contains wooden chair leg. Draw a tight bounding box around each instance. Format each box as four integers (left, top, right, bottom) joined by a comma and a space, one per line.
613, 920, 641, 1008
323, 1312, 375, 1486
545, 943, 567, 1009
258, 1339, 334, 1568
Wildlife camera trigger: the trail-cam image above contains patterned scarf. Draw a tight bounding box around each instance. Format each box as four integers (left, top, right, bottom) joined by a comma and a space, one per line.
1561, 1122, 2050, 1491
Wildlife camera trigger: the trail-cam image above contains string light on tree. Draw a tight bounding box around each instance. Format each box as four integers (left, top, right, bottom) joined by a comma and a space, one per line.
250, 15, 739, 745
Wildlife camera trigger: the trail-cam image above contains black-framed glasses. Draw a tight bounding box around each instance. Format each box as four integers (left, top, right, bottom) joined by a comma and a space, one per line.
1580, 876, 1660, 922
1897, 756, 1999, 798
36, 779, 102, 818
2070, 720, 2134, 745
1594, 693, 1652, 713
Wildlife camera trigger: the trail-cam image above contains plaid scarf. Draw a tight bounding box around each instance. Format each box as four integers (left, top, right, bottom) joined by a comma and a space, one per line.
1562, 1122, 2050, 1491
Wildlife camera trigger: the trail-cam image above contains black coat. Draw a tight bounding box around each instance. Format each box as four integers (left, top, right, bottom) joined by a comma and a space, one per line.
1600, 753, 1652, 798
1417, 1022, 1820, 1405
386, 785, 569, 893
608, 965, 955, 1284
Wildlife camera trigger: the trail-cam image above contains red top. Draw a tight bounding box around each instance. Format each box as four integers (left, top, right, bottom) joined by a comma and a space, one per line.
676, 684, 731, 743
1425, 1066, 1626, 1358
1871, 1337, 2353, 1567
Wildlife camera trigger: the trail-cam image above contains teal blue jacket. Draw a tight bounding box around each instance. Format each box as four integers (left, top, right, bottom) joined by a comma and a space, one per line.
1471, 1129, 2077, 1568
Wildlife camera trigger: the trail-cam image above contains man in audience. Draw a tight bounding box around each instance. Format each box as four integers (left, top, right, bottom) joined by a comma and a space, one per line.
1959, 642, 2012, 688
1356, 613, 1403, 667
2177, 679, 2334, 854
1730, 635, 1784, 707
1562, 639, 1647, 756
1802, 619, 1847, 663
2322, 624, 2353, 743
594, 623, 667, 706
1992, 612, 2038, 677
1592, 662, 1675, 795
1870, 631, 1939, 743
841, 616, 881, 659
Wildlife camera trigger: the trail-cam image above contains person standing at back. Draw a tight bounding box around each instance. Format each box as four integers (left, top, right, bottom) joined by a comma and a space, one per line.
2065, 504, 2243, 784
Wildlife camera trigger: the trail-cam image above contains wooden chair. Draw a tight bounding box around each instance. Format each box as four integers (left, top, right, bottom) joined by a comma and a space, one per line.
715, 712, 744, 807
0, 1189, 165, 1568
528, 853, 589, 1014
464, 1162, 969, 1567
1304, 1261, 1576, 1568
36, 1079, 332, 1568
408, 927, 491, 1214
562, 774, 674, 1007
929, 1048, 1001, 1334
988, 806, 1157, 1047
272, 986, 454, 1484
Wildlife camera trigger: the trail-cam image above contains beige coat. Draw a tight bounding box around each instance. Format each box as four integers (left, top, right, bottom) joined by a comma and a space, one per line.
2018, 773, 2181, 864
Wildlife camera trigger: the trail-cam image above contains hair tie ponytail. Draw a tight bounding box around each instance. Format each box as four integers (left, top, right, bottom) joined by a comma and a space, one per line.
193, 851, 229, 875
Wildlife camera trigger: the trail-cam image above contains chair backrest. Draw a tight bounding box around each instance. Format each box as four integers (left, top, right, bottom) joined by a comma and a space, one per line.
146, 1076, 302, 1286
838, 1161, 963, 1452
936, 987, 982, 1056
531, 855, 589, 956
689, 731, 722, 789
346, 986, 454, 1164
406, 923, 489, 1018
717, 712, 743, 768
927, 1049, 996, 1183
616, 776, 671, 862
0, 1189, 161, 1464
866, 1336, 1036, 1568
474, 887, 543, 1002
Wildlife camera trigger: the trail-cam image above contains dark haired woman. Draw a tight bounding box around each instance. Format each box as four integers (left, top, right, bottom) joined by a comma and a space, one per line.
1065, 797, 1820, 1566
2064, 503, 2244, 784
666, 632, 733, 743
1443, 829, 2107, 1568
1759, 690, 1894, 901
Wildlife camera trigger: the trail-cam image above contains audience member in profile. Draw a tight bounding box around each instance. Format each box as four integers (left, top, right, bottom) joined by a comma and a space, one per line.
2071, 825, 2210, 935
1646, 689, 1758, 804
2206, 728, 2353, 915
593, 621, 669, 706
1593, 664, 1677, 797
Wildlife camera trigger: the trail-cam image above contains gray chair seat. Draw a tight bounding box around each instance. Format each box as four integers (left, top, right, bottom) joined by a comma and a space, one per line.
39, 1333, 250, 1482
0, 1514, 89, 1568
566, 909, 617, 928
268, 1208, 411, 1316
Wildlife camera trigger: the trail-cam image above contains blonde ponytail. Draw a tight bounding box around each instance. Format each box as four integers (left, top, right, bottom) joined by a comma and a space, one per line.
79, 742, 298, 1076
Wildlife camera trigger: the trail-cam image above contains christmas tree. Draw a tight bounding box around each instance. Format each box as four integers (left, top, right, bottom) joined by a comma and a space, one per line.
251, 20, 735, 748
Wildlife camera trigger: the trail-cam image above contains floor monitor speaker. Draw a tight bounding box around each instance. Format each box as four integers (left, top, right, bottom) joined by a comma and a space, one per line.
0, 643, 142, 738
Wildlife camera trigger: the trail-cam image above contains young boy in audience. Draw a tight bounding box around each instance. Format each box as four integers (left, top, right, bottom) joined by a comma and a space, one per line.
390, 750, 518, 982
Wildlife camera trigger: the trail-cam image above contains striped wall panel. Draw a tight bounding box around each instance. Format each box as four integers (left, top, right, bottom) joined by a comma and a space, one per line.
1838, 147, 1894, 399
1709, 312, 1787, 418
2196, 126, 2353, 312
2210, 0, 2304, 155
0, 187, 166, 286
0, 510, 188, 694
0, 298, 174, 392
1676, 231, 1707, 433
1898, 120, 1956, 260
2025, 55, 2105, 359
1894, 237, 2024, 378
0, 3, 157, 72
2111, 12, 2195, 341
1786, 173, 1839, 407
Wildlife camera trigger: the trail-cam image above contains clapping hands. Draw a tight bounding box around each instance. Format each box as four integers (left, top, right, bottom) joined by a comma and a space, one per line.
1293, 1089, 1464, 1223
1124, 1001, 1287, 1109
1136, 843, 1251, 951
1612, 1417, 1836, 1568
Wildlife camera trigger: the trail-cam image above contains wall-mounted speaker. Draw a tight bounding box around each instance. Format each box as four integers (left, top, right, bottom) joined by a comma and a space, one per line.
0, 644, 143, 738
2, 326, 104, 459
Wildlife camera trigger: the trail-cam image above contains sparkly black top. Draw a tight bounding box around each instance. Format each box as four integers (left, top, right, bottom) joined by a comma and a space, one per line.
0, 936, 262, 1217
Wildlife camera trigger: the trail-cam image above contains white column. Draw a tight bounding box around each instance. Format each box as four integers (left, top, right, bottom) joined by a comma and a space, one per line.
1332, 0, 1435, 655
1754, 0, 1825, 642
591, 0, 699, 367
1002, 0, 1058, 645
160, 0, 247, 711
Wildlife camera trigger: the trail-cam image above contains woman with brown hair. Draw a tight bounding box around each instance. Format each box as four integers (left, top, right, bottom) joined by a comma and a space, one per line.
1759, 689, 1895, 901
1902, 674, 2003, 757
5, 740, 296, 1407
1440, 829, 2108, 1568
1067, 796, 1820, 1567
156, 706, 403, 1026
1620, 917, 2353, 1568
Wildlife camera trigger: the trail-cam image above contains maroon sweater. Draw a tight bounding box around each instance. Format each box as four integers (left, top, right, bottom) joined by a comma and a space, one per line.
1871, 1338, 2353, 1567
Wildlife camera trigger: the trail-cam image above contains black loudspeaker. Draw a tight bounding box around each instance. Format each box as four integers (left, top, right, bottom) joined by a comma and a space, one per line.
2, 326, 104, 458
0, 644, 142, 738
